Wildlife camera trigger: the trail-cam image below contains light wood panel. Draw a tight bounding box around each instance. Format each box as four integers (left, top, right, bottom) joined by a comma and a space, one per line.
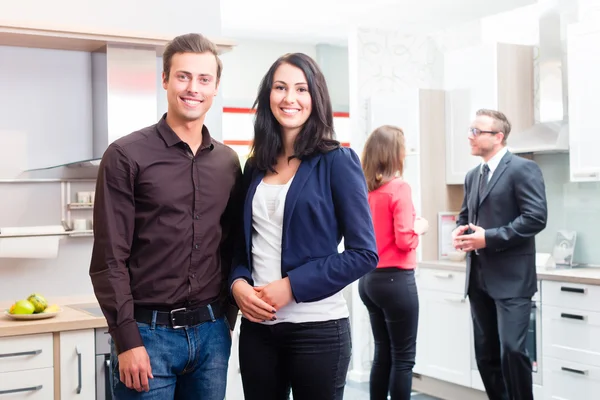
0, 22, 236, 55
419, 89, 464, 261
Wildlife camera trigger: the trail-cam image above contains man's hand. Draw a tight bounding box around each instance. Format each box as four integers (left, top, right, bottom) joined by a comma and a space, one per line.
232, 280, 276, 322
452, 225, 469, 249
455, 223, 486, 252
118, 346, 153, 392
254, 277, 294, 311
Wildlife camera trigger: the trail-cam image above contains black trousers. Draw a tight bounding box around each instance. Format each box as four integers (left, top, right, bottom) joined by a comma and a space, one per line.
238, 317, 352, 400
358, 268, 419, 400
469, 256, 533, 400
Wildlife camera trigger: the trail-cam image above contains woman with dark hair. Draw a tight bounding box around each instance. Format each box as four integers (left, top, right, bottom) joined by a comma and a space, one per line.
359, 125, 428, 400
229, 53, 379, 400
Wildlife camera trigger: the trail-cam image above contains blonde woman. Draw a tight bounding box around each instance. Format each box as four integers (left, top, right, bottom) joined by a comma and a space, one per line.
359, 125, 428, 400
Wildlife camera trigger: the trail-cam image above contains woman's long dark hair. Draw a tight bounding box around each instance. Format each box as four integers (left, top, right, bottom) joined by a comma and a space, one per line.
249, 53, 340, 172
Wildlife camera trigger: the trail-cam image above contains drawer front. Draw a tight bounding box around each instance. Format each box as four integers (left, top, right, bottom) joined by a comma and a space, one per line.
416, 268, 466, 294
0, 367, 53, 398
0, 334, 53, 373
543, 357, 600, 400
542, 280, 600, 312
542, 305, 600, 367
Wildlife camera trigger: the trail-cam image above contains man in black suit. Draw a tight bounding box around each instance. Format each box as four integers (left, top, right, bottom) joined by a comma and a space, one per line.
453, 109, 547, 400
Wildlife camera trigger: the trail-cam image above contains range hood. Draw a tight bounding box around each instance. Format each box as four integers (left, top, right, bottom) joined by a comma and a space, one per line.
20, 44, 158, 180
509, 8, 570, 154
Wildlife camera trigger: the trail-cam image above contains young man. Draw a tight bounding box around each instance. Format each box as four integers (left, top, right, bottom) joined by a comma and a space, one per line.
90, 33, 242, 399
452, 109, 547, 400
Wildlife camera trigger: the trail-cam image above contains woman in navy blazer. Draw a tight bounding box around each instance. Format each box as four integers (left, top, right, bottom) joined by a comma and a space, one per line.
229, 53, 378, 400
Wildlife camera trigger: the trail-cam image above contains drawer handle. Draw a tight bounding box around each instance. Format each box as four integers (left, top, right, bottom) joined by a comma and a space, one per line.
76, 346, 82, 394
561, 313, 586, 321
0, 385, 43, 395
434, 273, 453, 279
445, 297, 465, 303
0, 349, 42, 358
561, 366, 588, 376
560, 286, 586, 294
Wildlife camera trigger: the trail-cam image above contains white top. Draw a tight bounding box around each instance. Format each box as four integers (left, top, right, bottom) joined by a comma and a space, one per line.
251, 177, 348, 325
481, 146, 508, 182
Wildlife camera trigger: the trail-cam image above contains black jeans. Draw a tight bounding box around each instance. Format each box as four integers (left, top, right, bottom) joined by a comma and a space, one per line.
359, 268, 419, 400
238, 317, 352, 400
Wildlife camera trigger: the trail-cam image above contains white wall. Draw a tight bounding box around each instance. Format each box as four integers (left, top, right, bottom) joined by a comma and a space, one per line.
220, 40, 318, 108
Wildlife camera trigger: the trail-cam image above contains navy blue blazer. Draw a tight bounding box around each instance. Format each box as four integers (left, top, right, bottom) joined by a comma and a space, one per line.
229, 147, 378, 303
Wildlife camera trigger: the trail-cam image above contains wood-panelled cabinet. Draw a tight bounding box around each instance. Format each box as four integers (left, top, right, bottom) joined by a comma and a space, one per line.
444, 43, 534, 184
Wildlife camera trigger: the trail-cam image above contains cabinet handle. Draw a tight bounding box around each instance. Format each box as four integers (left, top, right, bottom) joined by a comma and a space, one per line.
0, 349, 42, 358
561, 366, 588, 375
560, 286, 586, 294
561, 312, 586, 321
76, 346, 82, 394
0, 385, 43, 395
434, 273, 453, 279
572, 171, 599, 179
445, 297, 465, 303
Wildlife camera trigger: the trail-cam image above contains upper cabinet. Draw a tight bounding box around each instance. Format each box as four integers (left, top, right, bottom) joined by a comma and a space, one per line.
567, 20, 600, 182
444, 43, 534, 184
0, 22, 235, 55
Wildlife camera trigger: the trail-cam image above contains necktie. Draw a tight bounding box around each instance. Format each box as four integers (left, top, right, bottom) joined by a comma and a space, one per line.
475, 164, 490, 227
478, 163, 490, 202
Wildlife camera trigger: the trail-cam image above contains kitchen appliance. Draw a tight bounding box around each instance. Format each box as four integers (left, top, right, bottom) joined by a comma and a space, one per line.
95, 327, 112, 400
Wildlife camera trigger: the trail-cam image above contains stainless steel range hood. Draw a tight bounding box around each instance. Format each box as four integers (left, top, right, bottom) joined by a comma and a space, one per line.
509, 8, 570, 154
21, 44, 158, 180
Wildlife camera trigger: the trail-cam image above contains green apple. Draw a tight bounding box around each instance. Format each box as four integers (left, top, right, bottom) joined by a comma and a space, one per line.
10, 300, 35, 315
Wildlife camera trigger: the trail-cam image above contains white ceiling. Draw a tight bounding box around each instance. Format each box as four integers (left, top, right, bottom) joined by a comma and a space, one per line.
220, 0, 537, 45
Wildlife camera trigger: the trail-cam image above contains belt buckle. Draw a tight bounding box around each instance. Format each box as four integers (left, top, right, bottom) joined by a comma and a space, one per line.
170, 307, 187, 329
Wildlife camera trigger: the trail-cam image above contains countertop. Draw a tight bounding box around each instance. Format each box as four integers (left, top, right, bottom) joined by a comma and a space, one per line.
419, 259, 600, 286
0, 295, 107, 338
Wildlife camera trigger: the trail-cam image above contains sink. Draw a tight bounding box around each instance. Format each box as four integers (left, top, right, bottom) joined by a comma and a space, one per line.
68, 302, 105, 318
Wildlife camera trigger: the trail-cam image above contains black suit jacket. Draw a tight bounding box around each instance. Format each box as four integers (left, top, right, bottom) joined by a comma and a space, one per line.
458, 151, 548, 299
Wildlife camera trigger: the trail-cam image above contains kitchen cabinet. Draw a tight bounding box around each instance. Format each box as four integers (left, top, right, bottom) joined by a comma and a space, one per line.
541, 280, 600, 399
59, 329, 95, 400
567, 20, 600, 182
415, 267, 472, 387
0, 333, 54, 398
226, 314, 243, 400
444, 43, 534, 184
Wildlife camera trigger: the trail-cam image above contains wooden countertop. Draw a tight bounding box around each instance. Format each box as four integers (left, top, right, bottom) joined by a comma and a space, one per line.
419, 260, 600, 286
0, 295, 107, 338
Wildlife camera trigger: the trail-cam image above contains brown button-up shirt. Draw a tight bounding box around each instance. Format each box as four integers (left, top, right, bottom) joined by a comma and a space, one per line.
90, 114, 242, 354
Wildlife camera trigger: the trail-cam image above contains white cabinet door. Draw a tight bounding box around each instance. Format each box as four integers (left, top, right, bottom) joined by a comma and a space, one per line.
226, 314, 244, 400
419, 289, 472, 387
60, 329, 96, 400
444, 44, 496, 184
367, 91, 421, 154
568, 21, 600, 182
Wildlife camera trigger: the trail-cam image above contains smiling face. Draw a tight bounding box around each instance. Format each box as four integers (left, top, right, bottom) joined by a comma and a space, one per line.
162, 52, 219, 125
269, 62, 312, 139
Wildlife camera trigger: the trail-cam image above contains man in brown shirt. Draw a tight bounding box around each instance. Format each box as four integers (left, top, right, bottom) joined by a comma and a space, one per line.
89, 33, 242, 399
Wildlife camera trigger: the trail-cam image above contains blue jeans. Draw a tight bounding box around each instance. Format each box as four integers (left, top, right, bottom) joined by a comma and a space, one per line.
110, 316, 231, 400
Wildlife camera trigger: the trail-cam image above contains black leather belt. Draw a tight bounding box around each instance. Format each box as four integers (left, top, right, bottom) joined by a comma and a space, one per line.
134, 302, 222, 329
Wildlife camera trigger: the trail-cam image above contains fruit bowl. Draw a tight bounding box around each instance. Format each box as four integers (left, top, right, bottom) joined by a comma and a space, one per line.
4, 307, 62, 321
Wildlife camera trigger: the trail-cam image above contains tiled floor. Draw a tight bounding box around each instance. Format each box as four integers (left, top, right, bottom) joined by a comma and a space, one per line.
343, 380, 442, 399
